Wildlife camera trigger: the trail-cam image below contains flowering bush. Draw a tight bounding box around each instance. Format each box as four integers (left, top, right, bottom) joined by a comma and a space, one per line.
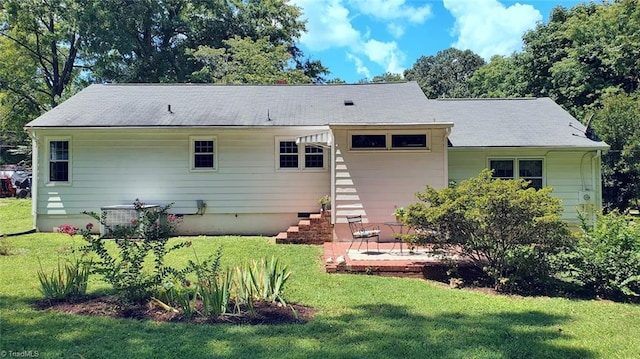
74, 199, 188, 303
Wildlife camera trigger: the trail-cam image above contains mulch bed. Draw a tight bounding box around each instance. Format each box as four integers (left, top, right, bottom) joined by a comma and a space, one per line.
34, 296, 316, 325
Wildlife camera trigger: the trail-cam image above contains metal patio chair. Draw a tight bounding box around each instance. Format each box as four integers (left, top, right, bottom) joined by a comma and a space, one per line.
347, 215, 381, 253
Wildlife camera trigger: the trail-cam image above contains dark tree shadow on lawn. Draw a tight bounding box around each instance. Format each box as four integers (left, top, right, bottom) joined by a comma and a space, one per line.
2, 296, 594, 359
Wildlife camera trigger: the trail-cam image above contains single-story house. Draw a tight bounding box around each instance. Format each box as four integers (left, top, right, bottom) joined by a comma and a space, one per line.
25, 82, 608, 239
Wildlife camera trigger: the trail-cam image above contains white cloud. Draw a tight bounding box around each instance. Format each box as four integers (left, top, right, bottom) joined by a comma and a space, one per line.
386, 23, 405, 38
346, 53, 371, 79
292, 0, 409, 78
349, 0, 432, 23
361, 40, 405, 74
443, 0, 542, 59
293, 0, 360, 51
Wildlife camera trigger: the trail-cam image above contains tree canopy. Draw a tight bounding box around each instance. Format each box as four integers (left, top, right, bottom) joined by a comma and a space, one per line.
404, 48, 485, 98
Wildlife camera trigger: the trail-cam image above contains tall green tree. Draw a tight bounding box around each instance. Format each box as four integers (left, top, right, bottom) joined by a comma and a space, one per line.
469, 55, 528, 98
593, 90, 640, 211
80, 0, 325, 83
189, 36, 309, 84
404, 48, 485, 98
0, 0, 87, 160
0, 0, 84, 108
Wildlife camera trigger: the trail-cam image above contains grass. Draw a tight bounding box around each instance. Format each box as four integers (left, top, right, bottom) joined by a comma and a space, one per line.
0, 198, 33, 234
1, 200, 640, 358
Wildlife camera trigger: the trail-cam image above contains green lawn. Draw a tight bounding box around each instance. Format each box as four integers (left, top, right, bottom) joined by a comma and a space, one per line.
1, 200, 639, 358
0, 198, 33, 234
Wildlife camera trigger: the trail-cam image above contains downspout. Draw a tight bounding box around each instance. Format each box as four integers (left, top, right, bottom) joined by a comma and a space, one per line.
28, 129, 39, 231
593, 150, 603, 213
330, 129, 336, 226
443, 126, 452, 187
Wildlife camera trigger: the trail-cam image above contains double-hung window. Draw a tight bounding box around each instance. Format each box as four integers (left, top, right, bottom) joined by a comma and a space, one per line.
49, 139, 70, 182
190, 136, 216, 171
277, 138, 326, 171
489, 158, 544, 189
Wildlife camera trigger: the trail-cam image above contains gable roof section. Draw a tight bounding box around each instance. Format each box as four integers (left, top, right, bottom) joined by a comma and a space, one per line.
434, 98, 608, 149
26, 81, 607, 149
25, 82, 437, 128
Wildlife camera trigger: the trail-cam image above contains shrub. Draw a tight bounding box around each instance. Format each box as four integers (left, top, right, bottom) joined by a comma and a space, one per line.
78, 200, 188, 303
404, 169, 574, 293
573, 211, 640, 299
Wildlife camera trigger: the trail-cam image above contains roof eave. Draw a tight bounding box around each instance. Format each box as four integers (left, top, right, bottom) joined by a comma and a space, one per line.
448, 145, 610, 151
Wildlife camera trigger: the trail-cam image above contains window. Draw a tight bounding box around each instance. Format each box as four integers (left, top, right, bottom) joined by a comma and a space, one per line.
352, 134, 386, 149
276, 138, 326, 171
519, 160, 543, 189
190, 136, 216, 171
49, 140, 69, 182
305, 146, 324, 168
279, 141, 299, 168
350, 131, 429, 151
489, 159, 543, 189
391, 134, 427, 149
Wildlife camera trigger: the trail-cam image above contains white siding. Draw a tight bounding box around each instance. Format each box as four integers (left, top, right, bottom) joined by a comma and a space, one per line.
449, 148, 602, 223
331, 127, 450, 234
32, 128, 330, 235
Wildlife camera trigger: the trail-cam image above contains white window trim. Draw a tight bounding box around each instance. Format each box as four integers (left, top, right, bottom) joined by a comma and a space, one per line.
189, 136, 218, 172
45, 136, 72, 186
275, 137, 327, 172
348, 130, 431, 152
487, 157, 545, 188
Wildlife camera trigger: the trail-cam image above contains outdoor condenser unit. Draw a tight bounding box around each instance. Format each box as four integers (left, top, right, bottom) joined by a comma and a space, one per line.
100, 204, 159, 237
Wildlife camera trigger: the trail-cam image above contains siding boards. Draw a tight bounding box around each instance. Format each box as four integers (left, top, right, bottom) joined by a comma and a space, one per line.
332, 127, 448, 223
36, 128, 330, 225
449, 149, 600, 222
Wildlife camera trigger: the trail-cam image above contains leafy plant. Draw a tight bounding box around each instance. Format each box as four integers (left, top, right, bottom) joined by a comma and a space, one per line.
404, 169, 574, 293
155, 279, 197, 319
37, 257, 91, 301
248, 256, 291, 305
199, 270, 232, 317
76, 200, 187, 303
573, 211, 640, 299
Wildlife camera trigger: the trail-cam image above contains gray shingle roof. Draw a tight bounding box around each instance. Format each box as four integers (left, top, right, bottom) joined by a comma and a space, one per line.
26, 82, 608, 149
431, 98, 608, 149
26, 82, 436, 127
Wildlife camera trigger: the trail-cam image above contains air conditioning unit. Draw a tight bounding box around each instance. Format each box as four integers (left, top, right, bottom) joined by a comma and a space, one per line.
578, 191, 595, 205
100, 204, 159, 237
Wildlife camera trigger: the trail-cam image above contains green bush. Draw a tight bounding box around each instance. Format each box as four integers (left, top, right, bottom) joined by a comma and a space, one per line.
405, 169, 574, 294
573, 211, 640, 299
77, 200, 188, 303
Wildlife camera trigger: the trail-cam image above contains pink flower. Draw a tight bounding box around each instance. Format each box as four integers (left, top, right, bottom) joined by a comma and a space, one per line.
130, 218, 138, 225
86, 223, 94, 230
58, 224, 78, 236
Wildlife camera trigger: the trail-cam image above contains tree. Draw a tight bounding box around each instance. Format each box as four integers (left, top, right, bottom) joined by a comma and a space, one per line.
469, 55, 528, 98
189, 36, 310, 84
593, 90, 640, 211
371, 72, 403, 83
404, 169, 573, 293
404, 48, 485, 98
80, 0, 325, 83
0, 0, 84, 108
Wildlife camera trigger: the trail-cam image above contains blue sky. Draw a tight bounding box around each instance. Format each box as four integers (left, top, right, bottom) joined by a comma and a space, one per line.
290, 0, 585, 83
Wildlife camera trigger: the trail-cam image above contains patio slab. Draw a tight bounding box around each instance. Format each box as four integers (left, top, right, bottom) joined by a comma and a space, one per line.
324, 241, 471, 279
